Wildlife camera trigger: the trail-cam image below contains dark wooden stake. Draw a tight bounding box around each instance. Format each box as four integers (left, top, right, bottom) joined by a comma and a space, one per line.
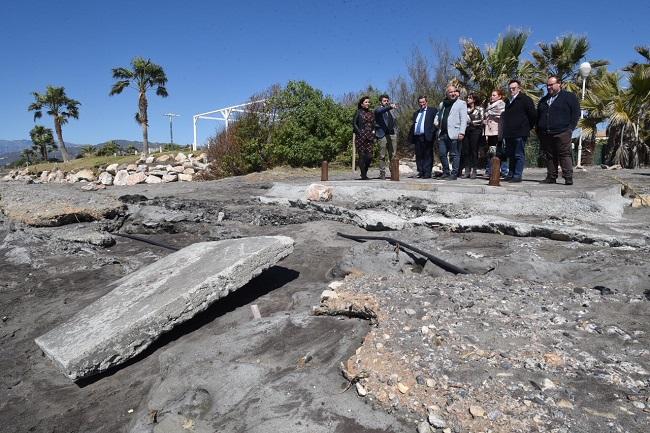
488, 157, 501, 186
321, 160, 328, 181
390, 158, 399, 181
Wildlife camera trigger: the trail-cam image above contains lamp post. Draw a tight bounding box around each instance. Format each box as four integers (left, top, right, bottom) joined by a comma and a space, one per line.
163, 113, 180, 145
576, 62, 591, 168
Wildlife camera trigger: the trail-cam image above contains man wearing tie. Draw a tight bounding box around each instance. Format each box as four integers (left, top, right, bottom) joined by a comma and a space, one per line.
409, 95, 437, 178
374, 94, 398, 180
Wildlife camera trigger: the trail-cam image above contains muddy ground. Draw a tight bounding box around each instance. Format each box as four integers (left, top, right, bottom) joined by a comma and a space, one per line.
1, 165, 649, 433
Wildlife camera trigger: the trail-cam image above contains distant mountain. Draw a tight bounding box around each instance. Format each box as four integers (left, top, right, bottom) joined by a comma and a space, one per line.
0, 139, 171, 166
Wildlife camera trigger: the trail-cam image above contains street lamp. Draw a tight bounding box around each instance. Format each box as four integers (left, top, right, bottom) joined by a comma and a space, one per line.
576, 62, 591, 168
163, 113, 180, 145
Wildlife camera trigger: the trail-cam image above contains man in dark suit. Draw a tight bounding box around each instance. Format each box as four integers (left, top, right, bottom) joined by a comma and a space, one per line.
409, 95, 437, 178
536, 75, 580, 185
374, 94, 398, 180
501, 79, 537, 182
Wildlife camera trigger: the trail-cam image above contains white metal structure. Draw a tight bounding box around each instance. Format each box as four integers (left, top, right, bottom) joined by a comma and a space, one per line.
192, 100, 266, 151
576, 62, 591, 168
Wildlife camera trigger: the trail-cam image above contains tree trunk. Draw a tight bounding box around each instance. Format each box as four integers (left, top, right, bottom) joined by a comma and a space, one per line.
54, 119, 70, 162
139, 93, 149, 156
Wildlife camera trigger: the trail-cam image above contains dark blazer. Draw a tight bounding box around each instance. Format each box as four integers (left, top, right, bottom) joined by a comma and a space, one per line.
536, 89, 580, 135
409, 106, 438, 143
374, 105, 396, 138
353, 108, 373, 135
501, 93, 537, 139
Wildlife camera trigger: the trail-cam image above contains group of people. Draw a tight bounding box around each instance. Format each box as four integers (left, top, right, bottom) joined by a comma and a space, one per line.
353, 75, 580, 185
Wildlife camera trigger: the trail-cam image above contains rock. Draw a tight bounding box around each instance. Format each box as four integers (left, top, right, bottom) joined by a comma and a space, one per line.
217, 211, 225, 222
171, 165, 185, 173
426, 378, 435, 388
174, 152, 187, 162
136, 164, 148, 173
427, 411, 446, 428
126, 164, 138, 171
156, 154, 171, 163
306, 183, 334, 202
488, 410, 502, 421
47, 170, 65, 183
557, 399, 574, 409
145, 175, 162, 184
149, 170, 167, 176
631, 195, 650, 208
98, 172, 113, 186
397, 382, 409, 394
161, 174, 177, 183
183, 167, 196, 175
542, 378, 556, 390
353, 210, 407, 231
178, 173, 193, 182
417, 421, 432, 433
145, 156, 155, 164
34, 236, 295, 380
105, 163, 119, 174
80, 183, 106, 191
320, 289, 338, 301
126, 172, 147, 185
113, 170, 129, 186
469, 405, 486, 418
355, 382, 367, 397
40, 171, 50, 182
543, 353, 564, 367
328, 281, 344, 290
405, 308, 416, 316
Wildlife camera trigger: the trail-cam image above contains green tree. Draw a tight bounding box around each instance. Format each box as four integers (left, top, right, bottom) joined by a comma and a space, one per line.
20, 148, 37, 165
530, 34, 608, 93
29, 125, 57, 160
28, 86, 80, 162
454, 29, 536, 103
79, 145, 96, 158
96, 140, 122, 157
582, 47, 650, 167
109, 57, 168, 156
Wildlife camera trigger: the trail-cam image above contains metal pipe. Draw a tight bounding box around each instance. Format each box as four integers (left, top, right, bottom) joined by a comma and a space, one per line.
112, 232, 180, 251
337, 232, 469, 275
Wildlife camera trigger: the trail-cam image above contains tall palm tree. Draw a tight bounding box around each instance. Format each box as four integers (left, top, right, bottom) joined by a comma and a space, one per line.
454, 29, 535, 103
582, 47, 650, 167
28, 86, 80, 162
29, 125, 57, 160
109, 57, 168, 156
531, 34, 608, 93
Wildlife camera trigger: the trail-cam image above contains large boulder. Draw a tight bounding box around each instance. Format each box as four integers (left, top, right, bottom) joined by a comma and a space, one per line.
98, 172, 114, 186
113, 170, 129, 186
126, 172, 147, 185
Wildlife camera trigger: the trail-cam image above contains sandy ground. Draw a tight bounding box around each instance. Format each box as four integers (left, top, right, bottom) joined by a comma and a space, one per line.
1, 164, 649, 433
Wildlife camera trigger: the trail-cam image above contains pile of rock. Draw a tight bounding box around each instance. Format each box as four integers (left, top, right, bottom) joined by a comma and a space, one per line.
1, 152, 208, 188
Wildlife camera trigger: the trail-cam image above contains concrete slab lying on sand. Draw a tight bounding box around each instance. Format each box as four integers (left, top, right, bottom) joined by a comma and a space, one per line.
34, 236, 294, 380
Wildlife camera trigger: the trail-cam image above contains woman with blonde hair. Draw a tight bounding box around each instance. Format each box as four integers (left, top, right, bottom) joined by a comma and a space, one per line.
484, 88, 507, 176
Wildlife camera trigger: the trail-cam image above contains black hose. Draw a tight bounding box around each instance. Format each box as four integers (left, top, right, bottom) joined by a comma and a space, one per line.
337, 232, 469, 275
112, 232, 180, 251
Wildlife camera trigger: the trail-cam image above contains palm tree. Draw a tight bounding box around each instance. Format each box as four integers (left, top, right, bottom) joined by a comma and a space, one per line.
29, 125, 57, 160
79, 145, 96, 158
454, 29, 536, 103
582, 47, 650, 167
28, 86, 80, 162
20, 148, 37, 165
109, 57, 168, 156
530, 34, 608, 93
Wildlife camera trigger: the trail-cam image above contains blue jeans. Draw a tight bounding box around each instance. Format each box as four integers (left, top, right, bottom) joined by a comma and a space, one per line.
504, 136, 527, 179
437, 134, 460, 176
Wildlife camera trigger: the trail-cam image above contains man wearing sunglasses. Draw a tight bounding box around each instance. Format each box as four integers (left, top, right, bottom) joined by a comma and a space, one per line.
536, 76, 580, 185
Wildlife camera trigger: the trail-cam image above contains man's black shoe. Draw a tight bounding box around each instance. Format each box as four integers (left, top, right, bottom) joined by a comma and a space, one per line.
416, 173, 423, 178
540, 178, 556, 184
440, 174, 450, 179
509, 177, 522, 183
446, 175, 457, 181
565, 178, 573, 185
504, 176, 513, 181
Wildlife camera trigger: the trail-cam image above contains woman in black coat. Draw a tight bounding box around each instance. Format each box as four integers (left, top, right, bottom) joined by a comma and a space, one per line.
353, 96, 375, 180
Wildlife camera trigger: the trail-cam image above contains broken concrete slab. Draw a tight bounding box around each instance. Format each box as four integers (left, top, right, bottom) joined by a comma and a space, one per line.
0, 183, 125, 226
265, 181, 628, 223
352, 209, 408, 231
34, 235, 294, 380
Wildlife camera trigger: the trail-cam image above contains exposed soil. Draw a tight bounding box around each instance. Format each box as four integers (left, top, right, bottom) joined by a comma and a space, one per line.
1, 165, 649, 433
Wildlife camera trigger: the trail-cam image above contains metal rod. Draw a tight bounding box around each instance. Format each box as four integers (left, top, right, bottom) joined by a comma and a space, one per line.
336, 232, 468, 275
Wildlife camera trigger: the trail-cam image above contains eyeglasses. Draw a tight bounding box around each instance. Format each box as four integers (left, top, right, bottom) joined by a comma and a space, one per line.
509, 86, 518, 90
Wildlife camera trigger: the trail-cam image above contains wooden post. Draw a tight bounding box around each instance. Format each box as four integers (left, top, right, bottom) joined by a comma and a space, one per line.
488, 157, 501, 186
390, 158, 400, 181
352, 133, 356, 172
321, 160, 328, 181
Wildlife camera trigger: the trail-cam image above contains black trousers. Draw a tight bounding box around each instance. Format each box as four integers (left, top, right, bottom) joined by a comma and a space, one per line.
540, 130, 573, 180
358, 151, 372, 179
462, 127, 482, 171
414, 135, 433, 177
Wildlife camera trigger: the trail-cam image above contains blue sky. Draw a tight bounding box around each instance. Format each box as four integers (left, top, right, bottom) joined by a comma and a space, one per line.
1, 0, 648, 147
